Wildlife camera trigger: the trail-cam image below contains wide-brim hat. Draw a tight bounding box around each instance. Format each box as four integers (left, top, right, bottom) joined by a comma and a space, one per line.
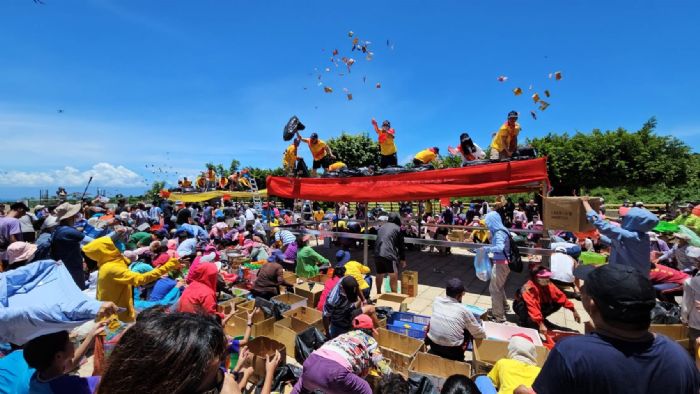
55, 202, 81, 221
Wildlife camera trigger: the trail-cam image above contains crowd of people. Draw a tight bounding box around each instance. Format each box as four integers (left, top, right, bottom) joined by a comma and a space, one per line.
1, 191, 700, 393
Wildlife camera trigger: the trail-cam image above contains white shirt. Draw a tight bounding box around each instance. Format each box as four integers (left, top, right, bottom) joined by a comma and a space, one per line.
427, 295, 486, 347
245, 208, 256, 221
550, 252, 576, 283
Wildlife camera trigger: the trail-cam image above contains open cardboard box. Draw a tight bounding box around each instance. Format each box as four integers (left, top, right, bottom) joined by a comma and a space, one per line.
543, 197, 602, 232
294, 281, 325, 308
472, 339, 549, 374
649, 324, 688, 340
216, 297, 247, 314
283, 306, 324, 333
376, 293, 410, 312
408, 352, 471, 391
483, 321, 543, 346
273, 317, 311, 359
271, 293, 308, 312
246, 336, 286, 384
224, 309, 275, 338
376, 328, 424, 376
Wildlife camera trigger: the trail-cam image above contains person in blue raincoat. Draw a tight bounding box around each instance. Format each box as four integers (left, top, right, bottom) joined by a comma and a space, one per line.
481, 211, 511, 323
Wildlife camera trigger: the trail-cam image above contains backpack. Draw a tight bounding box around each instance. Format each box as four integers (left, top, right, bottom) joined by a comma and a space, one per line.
498, 230, 523, 273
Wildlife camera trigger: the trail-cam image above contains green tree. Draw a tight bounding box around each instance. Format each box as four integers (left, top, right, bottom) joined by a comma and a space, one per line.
145, 181, 166, 201
441, 154, 463, 169
229, 159, 240, 174
326, 132, 380, 168
215, 163, 228, 178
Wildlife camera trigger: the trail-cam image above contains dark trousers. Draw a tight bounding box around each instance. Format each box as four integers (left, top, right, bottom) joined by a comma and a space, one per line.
251, 289, 278, 300
513, 299, 562, 329
412, 158, 424, 166
380, 153, 398, 168
425, 332, 472, 362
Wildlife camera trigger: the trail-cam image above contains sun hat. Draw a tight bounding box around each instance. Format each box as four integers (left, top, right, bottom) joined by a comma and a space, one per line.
7, 242, 37, 265
535, 268, 552, 279
54, 202, 81, 221
40, 216, 59, 231
335, 250, 351, 266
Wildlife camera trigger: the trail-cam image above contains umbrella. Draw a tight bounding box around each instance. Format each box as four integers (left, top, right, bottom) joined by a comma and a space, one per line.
283, 116, 305, 141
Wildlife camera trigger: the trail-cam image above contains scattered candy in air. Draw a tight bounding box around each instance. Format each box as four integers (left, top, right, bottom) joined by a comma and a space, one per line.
530, 111, 537, 120
332, 49, 338, 56
352, 37, 359, 45
376, 83, 381, 89
539, 100, 550, 111
347, 93, 353, 101
554, 71, 562, 80
363, 76, 366, 83
497, 75, 508, 82
324, 86, 333, 93
544, 90, 550, 98
348, 31, 354, 37
366, 52, 374, 61
548, 73, 553, 79
342, 87, 349, 92
513, 87, 523, 96
532, 93, 540, 103
325, 67, 330, 72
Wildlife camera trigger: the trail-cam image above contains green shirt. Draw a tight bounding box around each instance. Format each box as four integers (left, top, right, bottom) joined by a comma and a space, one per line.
295, 246, 329, 278
127, 232, 152, 249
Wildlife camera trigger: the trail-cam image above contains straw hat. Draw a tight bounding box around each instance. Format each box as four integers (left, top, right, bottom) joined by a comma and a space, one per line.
54, 202, 81, 221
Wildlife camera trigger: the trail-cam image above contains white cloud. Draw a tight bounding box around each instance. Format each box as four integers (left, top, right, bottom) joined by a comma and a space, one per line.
0, 163, 145, 187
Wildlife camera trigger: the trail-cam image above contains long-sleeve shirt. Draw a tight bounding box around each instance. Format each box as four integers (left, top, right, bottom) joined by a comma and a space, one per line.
682, 275, 700, 330
296, 246, 329, 278
518, 280, 575, 325
316, 330, 391, 377
483, 230, 508, 262
427, 295, 486, 346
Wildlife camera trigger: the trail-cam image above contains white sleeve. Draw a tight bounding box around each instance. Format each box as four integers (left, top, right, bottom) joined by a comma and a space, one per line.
474, 144, 486, 159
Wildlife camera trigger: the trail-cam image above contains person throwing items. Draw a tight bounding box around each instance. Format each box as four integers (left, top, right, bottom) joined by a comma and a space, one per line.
371, 118, 397, 168
298, 131, 335, 176
490, 110, 521, 160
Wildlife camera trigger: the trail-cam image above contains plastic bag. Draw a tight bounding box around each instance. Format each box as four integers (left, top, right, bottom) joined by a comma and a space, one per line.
408, 375, 435, 394
474, 248, 492, 282
650, 301, 681, 324
254, 364, 302, 393
283, 115, 305, 141
294, 326, 327, 364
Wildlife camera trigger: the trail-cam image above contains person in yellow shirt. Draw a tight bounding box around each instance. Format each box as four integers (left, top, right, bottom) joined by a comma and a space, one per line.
298, 132, 335, 176
283, 137, 301, 176
313, 208, 325, 222
413, 147, 440, 166
82, 236, 183, 322
490, 110, 521, 160
335, 249, 372, 300
371, 118, 397, 168
181, 177, 192, 189
486, 334, 542, 394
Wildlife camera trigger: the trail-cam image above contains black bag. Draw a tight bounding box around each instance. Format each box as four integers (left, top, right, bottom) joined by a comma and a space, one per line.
650, 301, 681, 324
254, 297, 284, 320
295, 158, 310, 178
498, 230, 523, 273
283, 115, 305, 141
254, 364, 302, 393
294, 326, 327, 364
408, 375, 435, 394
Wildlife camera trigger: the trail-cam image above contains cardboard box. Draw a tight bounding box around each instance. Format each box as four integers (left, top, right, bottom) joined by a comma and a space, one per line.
236, 299, 256, 312
273, 317, 311, 359
376, 293, 409, 312
217, 297, 248, 314
294, 281, 325, 308
246, 336, 286, 384
401, 271, 419, 297
543, 197, 602, 232
649, 324, 688, 340
224, 309, 275, 338
310, 274, 330, 284
272, 293, 308, 312
376, 328, 424, 376
283, 306, 324, 333
472, 339, 549, 374
408, 352, 472, 391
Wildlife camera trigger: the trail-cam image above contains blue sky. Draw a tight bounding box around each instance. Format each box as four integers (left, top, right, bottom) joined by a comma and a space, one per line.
1, 0, 699, 199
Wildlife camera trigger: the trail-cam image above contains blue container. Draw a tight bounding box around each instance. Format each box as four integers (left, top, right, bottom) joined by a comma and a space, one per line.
388, 312, 431, 326
387, 321, 428, 339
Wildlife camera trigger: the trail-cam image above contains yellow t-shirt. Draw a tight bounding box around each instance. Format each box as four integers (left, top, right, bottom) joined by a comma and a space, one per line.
487, 358, 541, 394
306, 139, 328, 160
344, 260, 370, 290
283, 144, 297, 170
328, 161, 346, 171
313, 210, 325, 222
490, 122, 521, 152
378, 133, 397, 155
414, 149, 437, 164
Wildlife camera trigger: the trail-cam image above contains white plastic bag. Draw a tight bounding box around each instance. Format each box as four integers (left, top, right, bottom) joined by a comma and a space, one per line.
474, 247, 492, 282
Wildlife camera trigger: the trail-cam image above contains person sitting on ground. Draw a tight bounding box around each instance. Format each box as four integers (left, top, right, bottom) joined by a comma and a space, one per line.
82, 236, 182, 322
323, 276, 376, 338
252, 260, 295, 300
98, 312, 243, 394
549, 246, 580, 298
484, 334, 542, 394
426, 278, 486, 361
489, 110, 520, 160
655, 232, 700, 272
318, 266, 347, 312
443, 374, 483, 394
512, 266, 581, 336
292, 314, 390, 394
178, 262, 225, 320
296, 235, 330, 279
582, 197, 659, 277
23, 324, 106, 394
412, 147, 440, 166
371, 118, 398, 168
518, 264, 700, 394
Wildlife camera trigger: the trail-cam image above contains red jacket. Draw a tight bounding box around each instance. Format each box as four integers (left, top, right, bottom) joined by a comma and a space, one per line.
178, 263, 223, 319
649, 263, 689, 286
317, 276, 341, 312
518, 280, 575, 325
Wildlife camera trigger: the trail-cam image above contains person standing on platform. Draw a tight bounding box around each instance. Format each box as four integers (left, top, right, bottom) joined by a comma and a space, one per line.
490, 111, 521, 160
298, 132, 335, 177
371, 118, 397, 168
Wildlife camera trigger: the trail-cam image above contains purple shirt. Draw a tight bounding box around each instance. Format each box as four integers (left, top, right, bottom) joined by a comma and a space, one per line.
283, 241, 298, 260
0, 217, 22, 250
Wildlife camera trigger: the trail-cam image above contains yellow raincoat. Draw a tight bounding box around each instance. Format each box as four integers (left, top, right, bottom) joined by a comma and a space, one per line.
83, 237, 178, 322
